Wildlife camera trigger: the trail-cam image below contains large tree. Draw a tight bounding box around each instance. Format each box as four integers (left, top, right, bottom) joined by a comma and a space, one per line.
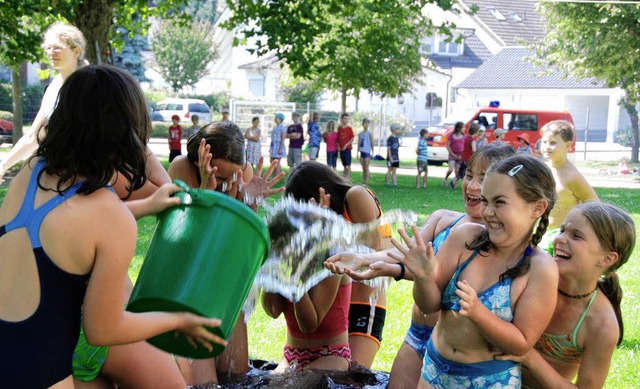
537, 2, 640, 162
225, 0, 459, 113
151, 18, 218, 93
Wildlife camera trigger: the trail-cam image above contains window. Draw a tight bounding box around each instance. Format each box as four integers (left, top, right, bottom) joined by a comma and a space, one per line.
189, 103, 211, 113
475, 112, 497, 129
504, 113, 538, 131
434, 34, 463, 56
419, 42, 432, 54
249, 78, 264, 97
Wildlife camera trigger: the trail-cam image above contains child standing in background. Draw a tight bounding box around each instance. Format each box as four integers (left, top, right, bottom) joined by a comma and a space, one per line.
385, 124, 401, 187
450, 122, 479, 190
443, 121, 464, 188
323, 121, 339, 169
307, 112, 322, 161
168, 114, 182, 162
269, 113, 287, 178
245, 116, 262, 167
416, 128, 429, 189
186, 115, 201, 139
357, 118, 374, 186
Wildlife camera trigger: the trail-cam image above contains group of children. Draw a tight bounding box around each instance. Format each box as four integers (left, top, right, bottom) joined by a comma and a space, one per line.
325, 121, 634, 388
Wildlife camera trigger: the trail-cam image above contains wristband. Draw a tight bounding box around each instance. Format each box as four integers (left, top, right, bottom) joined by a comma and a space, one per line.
394, 262, 405, 281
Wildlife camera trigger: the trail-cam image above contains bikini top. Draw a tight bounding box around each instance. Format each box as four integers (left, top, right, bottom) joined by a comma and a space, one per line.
534, 290, 598, 364
432, 214, 465, 255
0, 158, 90, 387
441, 250, 525, 322
284, 282, 352, 340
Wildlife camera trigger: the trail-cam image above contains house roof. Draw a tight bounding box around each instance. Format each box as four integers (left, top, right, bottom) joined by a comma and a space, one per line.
456, 47, 605, 89
460, 0, 545, 46
238, 54, 282, 70
428, 34, 492, 70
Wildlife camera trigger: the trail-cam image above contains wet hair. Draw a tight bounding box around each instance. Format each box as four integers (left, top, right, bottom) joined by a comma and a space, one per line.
578, 202, 635, 345
541, 120, 575, 142
252, 116, 260, 123
43, 22, 88, 66
285, 161, 353, 215
453, 121, 464, 134
187, 121, 245, 166
467, 153, 556, 280
326, 120, 336, 133
467, 143, 516, 176
469, 122, 480, 135
36, 65, 150, 199
419, 129, 428, 137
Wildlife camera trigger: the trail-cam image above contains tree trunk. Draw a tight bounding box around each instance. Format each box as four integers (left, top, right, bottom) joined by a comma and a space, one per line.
11, 68, 23, 142
74, 0, 116, 64
620, 96, 639, 163
340, 83, 347, 115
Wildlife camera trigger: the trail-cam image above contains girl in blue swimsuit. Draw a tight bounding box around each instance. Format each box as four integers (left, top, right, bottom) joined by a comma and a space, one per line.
391, 153, 559, 389
0, 66, 227, 388
500, 202, 635, 388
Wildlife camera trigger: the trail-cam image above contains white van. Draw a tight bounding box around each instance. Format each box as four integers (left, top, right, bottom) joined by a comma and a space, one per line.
154, 98, 212, 124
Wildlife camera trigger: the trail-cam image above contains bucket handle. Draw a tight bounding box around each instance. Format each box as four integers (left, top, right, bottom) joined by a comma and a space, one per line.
172, 179, 223, 207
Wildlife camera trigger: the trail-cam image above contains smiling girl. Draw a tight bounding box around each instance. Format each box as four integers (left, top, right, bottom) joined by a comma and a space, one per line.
392, 153, 559, 388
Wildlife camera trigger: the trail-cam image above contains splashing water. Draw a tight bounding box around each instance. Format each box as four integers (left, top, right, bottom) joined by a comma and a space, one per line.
249, 197, 417, 304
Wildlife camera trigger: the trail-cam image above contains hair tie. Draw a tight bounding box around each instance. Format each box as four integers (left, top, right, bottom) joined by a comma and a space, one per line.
524, 246, 533, 257
394, 263, 406, 282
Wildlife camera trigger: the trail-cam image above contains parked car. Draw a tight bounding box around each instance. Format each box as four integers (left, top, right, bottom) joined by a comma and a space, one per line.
0, 119, 13, 146
427, 104, 575, 163
153, 98, 212, 124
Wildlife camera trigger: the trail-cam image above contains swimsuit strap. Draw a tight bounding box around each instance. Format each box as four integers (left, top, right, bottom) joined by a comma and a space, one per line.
569, 289, 598, 346
2, 158, 83, 248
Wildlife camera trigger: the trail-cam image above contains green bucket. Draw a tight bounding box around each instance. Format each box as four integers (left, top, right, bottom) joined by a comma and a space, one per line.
127, 180, 270, 359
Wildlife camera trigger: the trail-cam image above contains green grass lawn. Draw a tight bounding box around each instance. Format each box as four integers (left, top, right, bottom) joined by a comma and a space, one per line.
1, 163, 638, 387
127, 167, 640, 387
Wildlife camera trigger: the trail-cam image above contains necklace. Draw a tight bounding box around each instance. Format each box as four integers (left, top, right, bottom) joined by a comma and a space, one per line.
558, 287, 597, 299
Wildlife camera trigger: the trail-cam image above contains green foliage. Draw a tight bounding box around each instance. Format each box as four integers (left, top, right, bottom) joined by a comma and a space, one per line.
225, 0, 457, 110
0, 111, 13, 121
144, 90, 170, 110
22, 83, 45, 122
279, 79, 322, 107
181, 93, 228, 113
151, 18, 218, 93
0, 84, 12, 112
536, 2, 640, 161
151, 122, 171, 138
616, 127, 632, 148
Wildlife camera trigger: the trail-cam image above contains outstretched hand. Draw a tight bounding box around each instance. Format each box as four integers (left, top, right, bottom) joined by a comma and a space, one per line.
175, 313, 227, 352
387, 225, 435, 281
324, 252, 374, 280
237, 157, 285, 207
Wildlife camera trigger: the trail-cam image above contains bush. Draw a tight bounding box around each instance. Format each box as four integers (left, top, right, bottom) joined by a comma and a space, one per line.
616, 127, 632, 147
151, 122, 170, 138
22, 84, 45, 123
0, 83, 11, 112
0, 111, 13, 121
182, 92, 229, 113
144, 90, 169, 111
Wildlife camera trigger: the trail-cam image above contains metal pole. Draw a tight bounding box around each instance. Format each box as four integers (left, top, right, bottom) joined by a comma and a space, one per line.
583, 107, 590, 162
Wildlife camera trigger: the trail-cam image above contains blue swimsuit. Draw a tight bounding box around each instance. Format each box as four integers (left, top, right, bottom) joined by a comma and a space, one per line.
0, 159, 90, 388
404, 214, 465, 358
421, 251, 523, 388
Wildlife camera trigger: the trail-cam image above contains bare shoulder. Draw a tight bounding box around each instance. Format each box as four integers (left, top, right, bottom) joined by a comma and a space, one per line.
428, 209, 466, 233
448, 221, 484, 242
529, 247, 558, 277
168, 156, 196, 185
345, 185, 379, 222
584, 292, 620, 349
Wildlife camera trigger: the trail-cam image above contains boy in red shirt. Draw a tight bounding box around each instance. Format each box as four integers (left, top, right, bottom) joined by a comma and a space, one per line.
337, 113, 354, 179
168, 114, 182, 162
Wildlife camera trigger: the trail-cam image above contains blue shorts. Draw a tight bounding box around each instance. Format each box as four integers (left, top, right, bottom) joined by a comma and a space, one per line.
327, 151, 338, 168
360, 152, 371, 159
421, 338, 521, 388
340, 150, 352, 166
404, 321, 433, 359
